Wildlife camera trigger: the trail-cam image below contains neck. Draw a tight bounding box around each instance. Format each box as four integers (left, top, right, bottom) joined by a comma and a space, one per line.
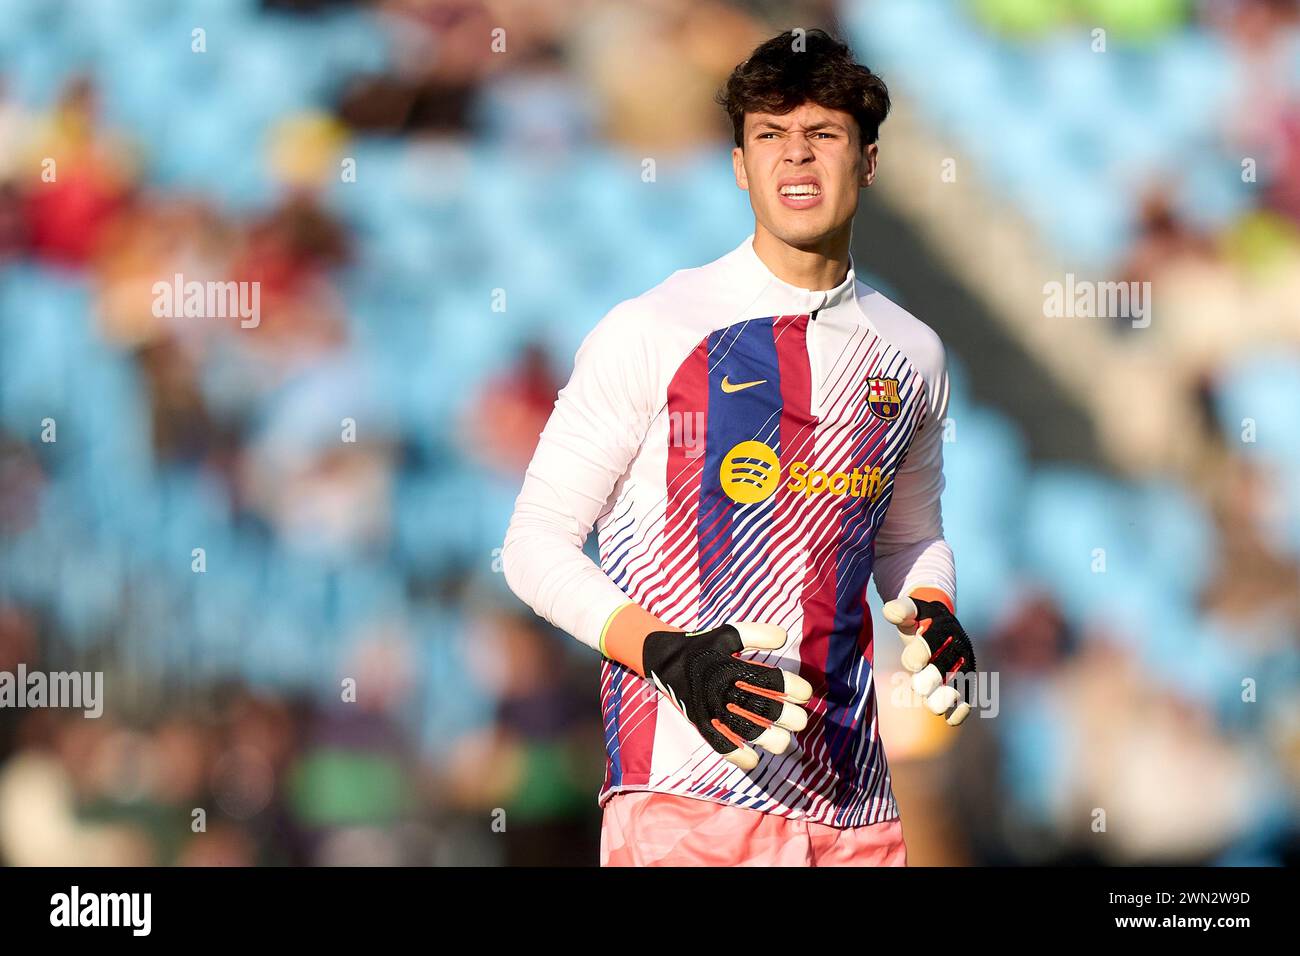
752, 221, 853, 291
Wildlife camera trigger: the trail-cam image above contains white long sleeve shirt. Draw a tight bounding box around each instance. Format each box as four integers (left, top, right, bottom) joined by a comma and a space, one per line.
502, 232, 954, 826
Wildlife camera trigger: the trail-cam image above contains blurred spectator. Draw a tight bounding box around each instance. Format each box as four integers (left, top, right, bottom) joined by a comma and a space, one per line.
20, 76, 138, 266
460, 342, 561, 477
445, 608, 602, 865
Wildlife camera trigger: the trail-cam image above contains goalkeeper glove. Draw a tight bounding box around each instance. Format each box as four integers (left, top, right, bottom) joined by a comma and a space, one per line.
603, 611, 813, 771
882, 590, 976, 726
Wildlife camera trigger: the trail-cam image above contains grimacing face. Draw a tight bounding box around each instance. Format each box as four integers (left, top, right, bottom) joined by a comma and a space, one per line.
732, 101, 878, 250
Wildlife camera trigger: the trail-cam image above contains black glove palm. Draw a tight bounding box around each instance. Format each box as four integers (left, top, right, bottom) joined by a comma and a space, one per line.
641, 622, 813, 771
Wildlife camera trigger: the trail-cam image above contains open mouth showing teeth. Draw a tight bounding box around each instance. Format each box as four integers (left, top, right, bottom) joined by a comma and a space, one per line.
780, 185, 821, 198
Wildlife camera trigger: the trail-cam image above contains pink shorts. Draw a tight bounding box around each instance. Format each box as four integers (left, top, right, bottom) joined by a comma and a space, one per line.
600, 790, 908, 867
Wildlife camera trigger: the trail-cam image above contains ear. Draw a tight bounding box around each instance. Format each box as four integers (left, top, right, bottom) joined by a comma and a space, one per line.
732, 145, 748, 191
861, 142, 878, 187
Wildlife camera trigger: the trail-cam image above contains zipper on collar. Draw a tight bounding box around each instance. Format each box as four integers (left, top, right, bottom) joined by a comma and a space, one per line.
807, 308, 822, 420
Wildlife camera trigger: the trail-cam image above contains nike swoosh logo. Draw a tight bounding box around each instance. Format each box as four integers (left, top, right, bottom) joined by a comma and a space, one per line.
721, 376, 767, 394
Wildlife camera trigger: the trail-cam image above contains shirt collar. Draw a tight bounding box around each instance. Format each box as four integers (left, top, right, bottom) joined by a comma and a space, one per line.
734, 232, 859, 312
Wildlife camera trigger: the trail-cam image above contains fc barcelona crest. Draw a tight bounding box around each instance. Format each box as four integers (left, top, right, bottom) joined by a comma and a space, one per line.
866, 377, 901, 421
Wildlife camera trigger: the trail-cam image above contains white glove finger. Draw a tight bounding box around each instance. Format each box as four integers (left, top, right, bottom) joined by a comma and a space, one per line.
773, 699, 808, 733
779, 668, 813, 703
733, 622, 790, 651
722, 743, 759, 771
912, 664, 944, 699
945, 701, 972, 726
901, 635, 933, 673
882, 597, 918, 631
752, 725, 793, 757
911, 663, 945, 698
924, 684, 962, 716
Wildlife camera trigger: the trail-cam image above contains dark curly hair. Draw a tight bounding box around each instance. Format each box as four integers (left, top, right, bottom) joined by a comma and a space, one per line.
716, 29, 891, 148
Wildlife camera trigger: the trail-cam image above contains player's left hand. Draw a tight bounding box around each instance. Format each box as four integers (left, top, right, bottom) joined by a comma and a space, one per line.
882, 592, 976, 726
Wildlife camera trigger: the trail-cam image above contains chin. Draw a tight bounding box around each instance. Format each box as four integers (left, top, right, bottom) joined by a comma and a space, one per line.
770, 219, 834, 248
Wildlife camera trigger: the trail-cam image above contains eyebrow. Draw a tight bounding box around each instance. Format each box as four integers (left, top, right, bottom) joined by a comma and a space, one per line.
751, 119, 845, 133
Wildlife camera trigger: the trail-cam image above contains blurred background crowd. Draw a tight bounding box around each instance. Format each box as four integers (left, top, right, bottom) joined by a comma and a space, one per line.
0, 0, 1296, 865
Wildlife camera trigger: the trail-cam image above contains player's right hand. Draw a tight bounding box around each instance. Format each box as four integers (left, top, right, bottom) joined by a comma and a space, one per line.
640, 623, 813, 771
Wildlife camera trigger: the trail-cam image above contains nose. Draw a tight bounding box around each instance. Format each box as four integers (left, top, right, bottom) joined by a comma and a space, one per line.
782, 133, 816, 162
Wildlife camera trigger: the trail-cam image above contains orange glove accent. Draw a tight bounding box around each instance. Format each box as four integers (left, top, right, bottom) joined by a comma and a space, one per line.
908, 587, 954, 616
598, 603, 683, 677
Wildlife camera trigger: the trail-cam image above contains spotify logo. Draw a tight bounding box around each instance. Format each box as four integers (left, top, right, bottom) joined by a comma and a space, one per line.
719, 441, 781, 504
719, 441, 887, 506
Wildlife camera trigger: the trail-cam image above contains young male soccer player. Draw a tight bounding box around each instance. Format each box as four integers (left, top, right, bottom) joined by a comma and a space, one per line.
502, 29, 977, 866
